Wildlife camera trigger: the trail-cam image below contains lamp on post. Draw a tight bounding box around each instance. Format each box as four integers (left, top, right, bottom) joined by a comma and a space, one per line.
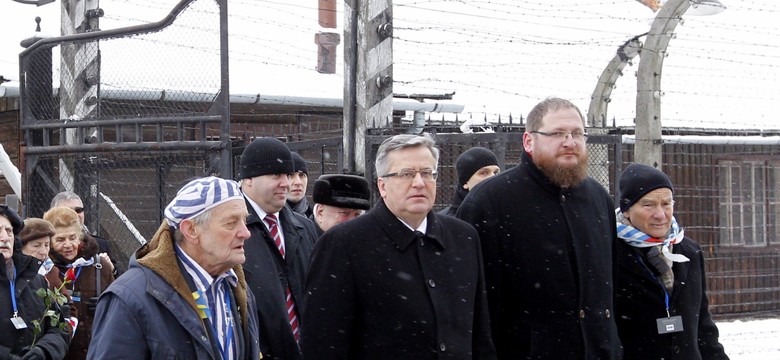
11, 0, 55, 6
634, 0, 725, 169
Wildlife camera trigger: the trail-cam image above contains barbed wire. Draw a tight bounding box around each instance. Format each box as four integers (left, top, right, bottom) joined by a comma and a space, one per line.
87, 0, 780, 129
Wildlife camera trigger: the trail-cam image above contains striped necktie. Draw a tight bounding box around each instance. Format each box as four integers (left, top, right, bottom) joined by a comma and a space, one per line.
265, 214, 300, 342
265, 214, 285, 258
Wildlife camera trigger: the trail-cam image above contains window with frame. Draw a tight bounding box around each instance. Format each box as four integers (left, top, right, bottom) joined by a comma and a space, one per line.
719, 159, 779, 246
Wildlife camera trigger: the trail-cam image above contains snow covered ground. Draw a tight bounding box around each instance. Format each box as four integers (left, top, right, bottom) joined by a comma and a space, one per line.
717, 318, 780, 359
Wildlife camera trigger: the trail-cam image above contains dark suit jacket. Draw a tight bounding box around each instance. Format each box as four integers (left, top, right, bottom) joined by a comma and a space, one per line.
615, 238, 729, 360
243, 200, 317, 360
302, 200, 496, 359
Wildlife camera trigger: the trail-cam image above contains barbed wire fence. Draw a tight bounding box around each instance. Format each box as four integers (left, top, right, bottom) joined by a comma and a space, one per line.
15, 0, 780, 317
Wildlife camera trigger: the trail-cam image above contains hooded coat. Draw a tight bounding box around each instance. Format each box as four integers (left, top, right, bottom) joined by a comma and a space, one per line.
615, 237, 729, 359
457, 151, 622, 359
87, 222, 262, 360
0, 253, 70, 360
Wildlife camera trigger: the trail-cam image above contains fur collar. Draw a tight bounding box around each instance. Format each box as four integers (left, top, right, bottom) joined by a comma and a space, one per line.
137, 222, 251, 331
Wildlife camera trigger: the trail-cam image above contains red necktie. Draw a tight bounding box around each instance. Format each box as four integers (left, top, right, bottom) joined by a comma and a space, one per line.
265, 214, 300, 342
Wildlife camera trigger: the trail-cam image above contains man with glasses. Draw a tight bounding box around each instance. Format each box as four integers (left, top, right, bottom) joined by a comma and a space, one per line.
457, 97, 622, 359
303, 134, 496, 359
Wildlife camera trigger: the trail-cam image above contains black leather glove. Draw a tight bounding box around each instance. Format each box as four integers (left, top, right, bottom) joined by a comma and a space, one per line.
21, 347, 45, 360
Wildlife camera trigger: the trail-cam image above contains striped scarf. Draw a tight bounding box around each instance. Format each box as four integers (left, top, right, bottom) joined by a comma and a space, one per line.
615, 208, 690, 263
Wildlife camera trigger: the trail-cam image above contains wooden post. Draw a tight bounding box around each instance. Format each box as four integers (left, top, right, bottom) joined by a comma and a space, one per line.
59, 0, 101, 189
343, 0, 393, 175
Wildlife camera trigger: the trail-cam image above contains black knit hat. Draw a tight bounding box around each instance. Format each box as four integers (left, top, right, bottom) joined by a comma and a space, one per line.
456, 147, 499, 186
291, 152, 309, 175
312, 174, 371, 210
0, 204, 23, 237
239, 138, 294, 180
619, 163, 674, 212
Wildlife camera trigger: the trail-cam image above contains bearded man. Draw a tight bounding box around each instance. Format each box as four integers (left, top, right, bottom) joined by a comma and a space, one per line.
457, 97, 622, 359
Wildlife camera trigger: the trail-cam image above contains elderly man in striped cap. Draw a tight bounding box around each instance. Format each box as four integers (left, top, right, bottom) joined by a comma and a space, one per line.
88, 176, 263, 360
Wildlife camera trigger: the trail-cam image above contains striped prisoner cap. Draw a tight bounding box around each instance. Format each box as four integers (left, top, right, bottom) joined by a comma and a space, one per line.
164, 176, 243, 229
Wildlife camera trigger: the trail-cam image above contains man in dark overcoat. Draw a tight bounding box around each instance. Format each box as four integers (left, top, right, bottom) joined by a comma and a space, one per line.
614, 163, 729, 359
457, 97, 622, 359
238, 137, 318, 360
302, 134, 496, 359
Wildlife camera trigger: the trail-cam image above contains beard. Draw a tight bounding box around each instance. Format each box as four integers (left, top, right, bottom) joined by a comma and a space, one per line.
534, 150, 589, 188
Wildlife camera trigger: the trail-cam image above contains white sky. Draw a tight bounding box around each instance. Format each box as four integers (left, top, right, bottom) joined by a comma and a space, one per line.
2, 0, 779, 130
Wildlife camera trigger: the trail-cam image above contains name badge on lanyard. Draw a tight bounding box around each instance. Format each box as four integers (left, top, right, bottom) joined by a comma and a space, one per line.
11, 315, 27, 329
656, 315, 684, 334
8, 267, 28, 329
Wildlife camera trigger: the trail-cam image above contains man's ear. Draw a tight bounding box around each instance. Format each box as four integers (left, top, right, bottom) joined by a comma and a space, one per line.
523, 132, 534, 154
178, 219, 199, 244
377, 178, 387, 198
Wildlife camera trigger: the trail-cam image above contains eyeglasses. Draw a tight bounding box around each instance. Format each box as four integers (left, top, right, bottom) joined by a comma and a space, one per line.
531, 130, 589, 142
73, 207, 85, 214
381, 169, 438, 181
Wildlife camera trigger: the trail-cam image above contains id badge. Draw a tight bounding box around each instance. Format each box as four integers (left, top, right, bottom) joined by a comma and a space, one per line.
11, 316, 28, 329
72, 291, 81, 303
656, 315, 683, 334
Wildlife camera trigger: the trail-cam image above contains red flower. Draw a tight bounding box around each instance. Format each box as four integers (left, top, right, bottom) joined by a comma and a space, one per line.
64, 267, 77, 282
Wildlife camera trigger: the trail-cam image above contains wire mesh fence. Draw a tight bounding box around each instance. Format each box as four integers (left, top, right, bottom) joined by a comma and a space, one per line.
13, 0, 780, 320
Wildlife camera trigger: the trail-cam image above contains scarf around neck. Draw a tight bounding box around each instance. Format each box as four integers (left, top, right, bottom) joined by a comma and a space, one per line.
615, 208, 690, 264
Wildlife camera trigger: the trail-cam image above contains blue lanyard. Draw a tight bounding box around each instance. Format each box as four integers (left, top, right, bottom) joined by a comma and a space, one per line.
634, 253, 672, 317
68, 267, 83, 291
9, 267, 18, 316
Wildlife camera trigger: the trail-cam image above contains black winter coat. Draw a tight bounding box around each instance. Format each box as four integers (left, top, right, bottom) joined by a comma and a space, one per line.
615, 237, 729, 359
438, 187, 468, 218
457, 151, 622, 360
302, 200, 496, 360
0, 253, 69, 360
243, 201, 317, 360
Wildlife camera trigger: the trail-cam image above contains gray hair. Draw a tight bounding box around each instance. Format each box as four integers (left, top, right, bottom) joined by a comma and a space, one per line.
525, 97, 585, 132
172, 207, 214, 243
374, 133, 440, 177
50, 191, 82, 209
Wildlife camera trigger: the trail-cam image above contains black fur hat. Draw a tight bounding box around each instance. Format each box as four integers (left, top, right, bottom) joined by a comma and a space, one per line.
312, 174, 371, 210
